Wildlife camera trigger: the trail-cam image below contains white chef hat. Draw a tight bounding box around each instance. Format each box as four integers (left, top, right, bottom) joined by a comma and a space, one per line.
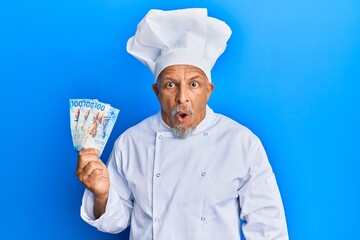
126, 8, 232, 82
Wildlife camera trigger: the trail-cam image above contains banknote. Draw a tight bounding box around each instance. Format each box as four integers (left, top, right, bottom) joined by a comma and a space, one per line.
78, 101, 120, 155
75, 99, 97, 148
69, 99, 82, 149
69, 98, 119, 156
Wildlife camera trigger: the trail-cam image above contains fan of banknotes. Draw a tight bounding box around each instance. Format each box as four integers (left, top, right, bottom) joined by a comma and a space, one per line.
69, 99, 120, 156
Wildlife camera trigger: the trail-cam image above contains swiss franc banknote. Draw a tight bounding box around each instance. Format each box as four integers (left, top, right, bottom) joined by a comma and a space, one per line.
69, 99, 119, 156
69, 99, 82, 148
75, 99, 97, 148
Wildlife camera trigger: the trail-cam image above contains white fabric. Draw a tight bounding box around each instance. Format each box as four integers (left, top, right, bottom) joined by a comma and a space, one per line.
81, 106, 288, 240
126, 8, 232, 82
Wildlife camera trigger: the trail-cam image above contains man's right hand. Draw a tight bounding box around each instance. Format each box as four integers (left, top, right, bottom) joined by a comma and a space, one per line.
76, 148, 110, 218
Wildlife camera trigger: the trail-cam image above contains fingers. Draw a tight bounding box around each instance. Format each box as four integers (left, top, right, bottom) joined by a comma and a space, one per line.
76, 148, 103, 181
79, 147, 100, 156
76, 148, 101, 172
75, 148, 110, 199
77, 160, 104, 182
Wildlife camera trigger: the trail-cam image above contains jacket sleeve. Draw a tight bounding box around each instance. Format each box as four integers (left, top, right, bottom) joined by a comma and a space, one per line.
80, 144, 133, 234
238, 140, 289, 239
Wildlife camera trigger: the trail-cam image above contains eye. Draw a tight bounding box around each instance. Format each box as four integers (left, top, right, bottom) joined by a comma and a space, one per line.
165, 82, 175, 88
190, 82, 199, 88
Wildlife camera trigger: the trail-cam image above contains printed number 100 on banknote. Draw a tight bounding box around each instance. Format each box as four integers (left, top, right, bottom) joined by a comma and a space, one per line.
69, 99, 120, 156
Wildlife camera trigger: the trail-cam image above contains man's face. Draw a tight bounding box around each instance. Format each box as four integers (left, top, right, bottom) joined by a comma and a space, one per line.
152, 65, 214, 138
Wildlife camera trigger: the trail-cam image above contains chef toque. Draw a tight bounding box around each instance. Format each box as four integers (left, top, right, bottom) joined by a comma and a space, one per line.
126, 8, 232, 82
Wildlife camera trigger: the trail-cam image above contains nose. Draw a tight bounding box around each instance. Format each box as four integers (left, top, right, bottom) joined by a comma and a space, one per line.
176, 86, 189, 104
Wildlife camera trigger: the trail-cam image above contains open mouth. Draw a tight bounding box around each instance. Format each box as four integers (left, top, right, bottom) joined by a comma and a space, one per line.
171, 105, 194, 124
177, 112, 189, 122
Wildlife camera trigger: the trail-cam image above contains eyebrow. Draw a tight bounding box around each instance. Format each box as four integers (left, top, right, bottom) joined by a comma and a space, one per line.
187, 75, 202, 81
160, 76, 177, 82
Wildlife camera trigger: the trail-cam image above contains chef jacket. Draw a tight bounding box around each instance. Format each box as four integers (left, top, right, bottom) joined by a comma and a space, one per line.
81, 106, 288, 239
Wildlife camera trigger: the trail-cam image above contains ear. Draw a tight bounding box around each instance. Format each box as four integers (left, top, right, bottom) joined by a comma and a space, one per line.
152, 83, 160, 98
206, 82, 214, 100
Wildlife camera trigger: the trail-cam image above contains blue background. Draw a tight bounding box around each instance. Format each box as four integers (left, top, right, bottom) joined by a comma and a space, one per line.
1, 0, 359, 239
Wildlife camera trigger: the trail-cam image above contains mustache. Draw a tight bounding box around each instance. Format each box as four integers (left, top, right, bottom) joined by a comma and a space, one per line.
171, 104, 194, 117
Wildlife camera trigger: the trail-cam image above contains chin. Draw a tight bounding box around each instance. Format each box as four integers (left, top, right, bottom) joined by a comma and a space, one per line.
171, 125, 196, 139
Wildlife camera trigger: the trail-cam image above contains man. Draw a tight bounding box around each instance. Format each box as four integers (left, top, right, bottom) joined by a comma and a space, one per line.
76, 8, 288, 239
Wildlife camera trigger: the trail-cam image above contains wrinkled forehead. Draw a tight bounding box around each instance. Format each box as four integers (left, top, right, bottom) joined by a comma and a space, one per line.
156, 64, 208, 83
